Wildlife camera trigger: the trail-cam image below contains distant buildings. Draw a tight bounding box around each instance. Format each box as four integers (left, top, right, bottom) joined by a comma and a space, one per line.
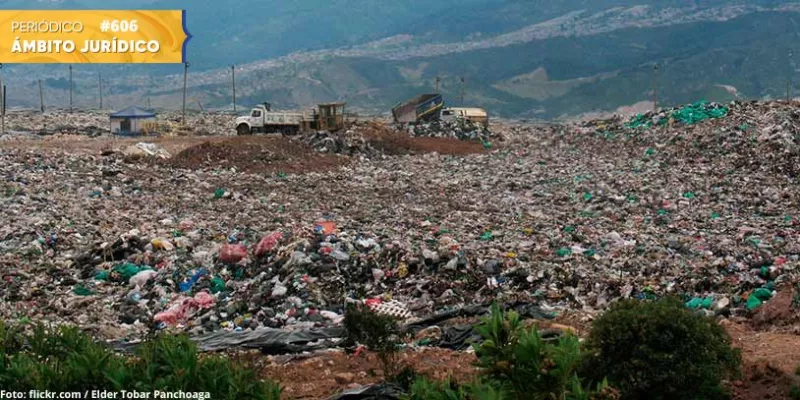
110, 106, 156, 136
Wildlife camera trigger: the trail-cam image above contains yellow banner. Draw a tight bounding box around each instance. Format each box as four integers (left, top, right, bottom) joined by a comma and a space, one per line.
0, 10, 190, 63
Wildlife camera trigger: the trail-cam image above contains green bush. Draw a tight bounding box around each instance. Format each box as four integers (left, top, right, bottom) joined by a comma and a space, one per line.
406, 377, 505, 400
0, 322, 282, 399
405, 304, 617, 400
472, 304, 615, 400
584, 297, 741, 400
344, 303, 403, 378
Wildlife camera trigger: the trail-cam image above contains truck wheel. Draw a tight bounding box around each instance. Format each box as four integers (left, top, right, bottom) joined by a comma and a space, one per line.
237, 124, 251, 136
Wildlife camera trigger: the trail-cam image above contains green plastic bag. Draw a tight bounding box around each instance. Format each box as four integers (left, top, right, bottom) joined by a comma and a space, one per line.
556, 248, 572, 257
700, 297, 714, 309
746, 296, 762, 311
73, 285, 94, 296
210, 276, 226, 294
752, 288, 773, 301
685, 297, 702, 309
111, 263, 151, 282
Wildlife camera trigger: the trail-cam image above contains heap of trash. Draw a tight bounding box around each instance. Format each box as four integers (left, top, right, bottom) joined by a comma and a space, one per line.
298, 129, 371, 156
0, 100, 799, 345
410, 119, 499, 142
3, 109, 109, 137
624, 100, 729, 130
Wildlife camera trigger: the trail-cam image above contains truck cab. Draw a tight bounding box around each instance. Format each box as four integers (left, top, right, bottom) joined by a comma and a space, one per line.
236, 104, 269, 135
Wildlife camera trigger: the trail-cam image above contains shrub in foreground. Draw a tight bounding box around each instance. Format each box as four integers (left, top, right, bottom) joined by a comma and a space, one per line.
584, 297, 741, 400
344, 302, 403, 378
0, 322, 281, 399
406, 304, 617, 400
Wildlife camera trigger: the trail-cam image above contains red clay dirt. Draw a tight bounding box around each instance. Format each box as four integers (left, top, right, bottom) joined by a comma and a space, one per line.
725, 320, 800, 400
167, 136, 347, 174
260, 318, 800, 400
356, 122, 487, 156
266, 348, 478, 399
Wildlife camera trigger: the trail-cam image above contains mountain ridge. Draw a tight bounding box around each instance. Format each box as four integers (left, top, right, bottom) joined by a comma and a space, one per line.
1, 1, 798, 119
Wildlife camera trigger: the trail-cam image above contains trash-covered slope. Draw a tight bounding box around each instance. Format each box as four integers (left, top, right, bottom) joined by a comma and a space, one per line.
1, 101, 799, 343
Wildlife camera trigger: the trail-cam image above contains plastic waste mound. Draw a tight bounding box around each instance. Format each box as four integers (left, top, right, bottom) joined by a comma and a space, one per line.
625, 101, 729, 129
411, 119, 498, 142
122, 142, 171, 159
300, 130, 371, 156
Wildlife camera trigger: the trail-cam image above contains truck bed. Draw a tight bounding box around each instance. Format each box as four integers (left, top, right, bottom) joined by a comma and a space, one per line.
263, 112, 309, 126
392, 94, 443, 124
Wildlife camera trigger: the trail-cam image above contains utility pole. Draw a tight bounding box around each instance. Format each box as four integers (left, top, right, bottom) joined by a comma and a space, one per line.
788, 49, 793, 102
460, 77, 465, 105
98, 72, 103, 110
182, 62, 189, 126
38, 79, 44, 113
653, 64, 659, 112
435, 76, 440, 93
0, 63, 4, 136
68, 65, 73, 113
231, 64, 237, 113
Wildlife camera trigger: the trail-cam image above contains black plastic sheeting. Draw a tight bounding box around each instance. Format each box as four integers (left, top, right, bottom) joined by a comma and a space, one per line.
403, 301, 554, 333
438, 324, 477, 350
109, 302, 553, 355
405, 302, 559, 351
326, 383, 405, 400
110, 326, 345, 355
193, 326, 346, 354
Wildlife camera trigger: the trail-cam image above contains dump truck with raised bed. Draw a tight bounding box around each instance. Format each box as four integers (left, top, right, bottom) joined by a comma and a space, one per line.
391, 94, 444, 124
236, 102, 346, 135
440, 107, 489, 127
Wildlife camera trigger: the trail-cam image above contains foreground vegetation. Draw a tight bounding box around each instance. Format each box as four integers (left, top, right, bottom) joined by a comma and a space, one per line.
0, 323, 281, 399
346, 298, 742, 400
0, 297, 743, 399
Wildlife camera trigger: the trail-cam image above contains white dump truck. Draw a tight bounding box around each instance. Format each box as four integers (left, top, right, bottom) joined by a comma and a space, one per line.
235, 102, 346, 135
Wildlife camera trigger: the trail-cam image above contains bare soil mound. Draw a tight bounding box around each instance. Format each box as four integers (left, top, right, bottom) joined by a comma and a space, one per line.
168, 136, 347, 174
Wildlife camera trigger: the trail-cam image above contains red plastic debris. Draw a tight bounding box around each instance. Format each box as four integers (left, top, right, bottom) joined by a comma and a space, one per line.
220, 244, 248, 264
255, 231, 282, 257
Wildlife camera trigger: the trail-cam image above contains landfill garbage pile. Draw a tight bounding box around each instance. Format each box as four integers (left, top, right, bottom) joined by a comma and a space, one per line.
160, 111, 237, 136
298, 129, 373, 156
623, 100, 729, 130
410, 119, 500, 142
296, 121, 486, 157
3, 109, 109, 137
3, 109, 236, 138
1, 100, 800, 344
575, 100, 800, 178
121, 142, 171, 159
